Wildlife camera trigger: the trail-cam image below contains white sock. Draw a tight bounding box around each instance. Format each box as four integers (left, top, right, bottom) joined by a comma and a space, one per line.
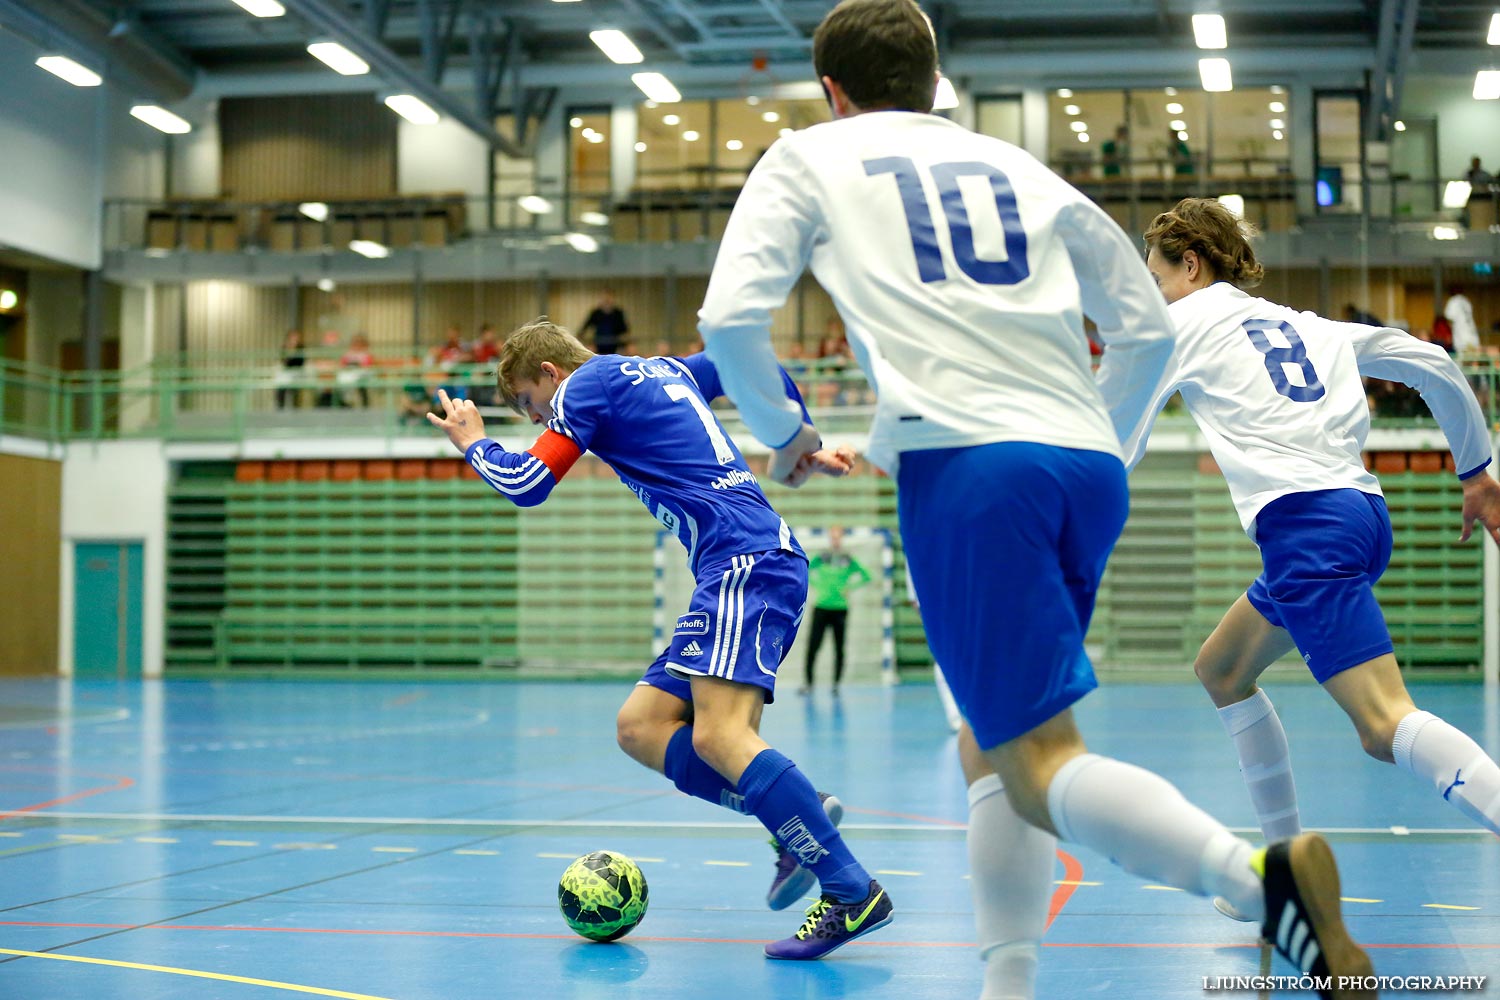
1393, 711, 1500, 835
1047, 753, 1264, 923
1217, 689, 1302, 842
968, 773, 1053, 1000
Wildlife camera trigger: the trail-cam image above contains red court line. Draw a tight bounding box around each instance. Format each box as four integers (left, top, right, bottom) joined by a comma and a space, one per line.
1046, 849, 1083, 932
1, 921, 1492, 950
0, 773, 136, 822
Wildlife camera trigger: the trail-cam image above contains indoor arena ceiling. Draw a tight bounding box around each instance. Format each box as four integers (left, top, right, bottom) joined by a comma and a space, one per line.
3, 0, 1497, 152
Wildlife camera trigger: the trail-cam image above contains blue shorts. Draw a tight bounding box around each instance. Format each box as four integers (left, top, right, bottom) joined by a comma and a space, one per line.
898, 442, 1128, 750
639, 550, 806, 705
1246, 489, 1394, 683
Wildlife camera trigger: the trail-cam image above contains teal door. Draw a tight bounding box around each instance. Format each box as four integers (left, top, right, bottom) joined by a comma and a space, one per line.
74, 542, 143, 679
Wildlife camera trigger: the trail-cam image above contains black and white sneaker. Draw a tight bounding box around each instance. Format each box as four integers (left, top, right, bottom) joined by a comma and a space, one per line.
1258, 834, 1375, 999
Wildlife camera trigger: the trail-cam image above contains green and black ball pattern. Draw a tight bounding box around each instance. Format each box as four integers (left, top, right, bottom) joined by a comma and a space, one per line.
558, 850, 649, 942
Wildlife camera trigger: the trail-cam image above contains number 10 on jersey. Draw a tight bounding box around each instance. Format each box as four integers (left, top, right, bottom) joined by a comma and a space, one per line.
864, 157, 1030, 286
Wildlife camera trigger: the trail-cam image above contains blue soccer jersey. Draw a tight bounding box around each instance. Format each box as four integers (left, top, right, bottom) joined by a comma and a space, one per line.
464, 353, 807, 574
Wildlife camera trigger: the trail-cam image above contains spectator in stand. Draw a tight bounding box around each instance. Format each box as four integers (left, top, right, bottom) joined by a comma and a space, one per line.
1344, 304, 1382, 326
314, 328, 345, 408
581, 290, 630, 354
652, 338, 674, 358
277, 329, 305, 409
1169, 127, 1194, 176
1101, 125, 1129, 179
339, 332, 374, 408
470, 324, 502, 405
1445, 287, 1480, 354
471, 323, 501, 365
431, 324, 469, 366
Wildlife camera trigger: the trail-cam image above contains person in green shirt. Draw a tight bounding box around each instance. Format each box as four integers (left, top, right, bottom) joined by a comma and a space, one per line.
802, 526, 872, 694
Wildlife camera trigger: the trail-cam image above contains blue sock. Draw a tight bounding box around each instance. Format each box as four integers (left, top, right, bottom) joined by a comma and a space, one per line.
737, 748, 870, 902
664, 725, 747, 813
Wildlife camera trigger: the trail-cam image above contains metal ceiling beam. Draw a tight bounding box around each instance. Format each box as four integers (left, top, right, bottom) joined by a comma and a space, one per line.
279, 0, 531, 157
0, 0, 195, 101
1364, 0, 1419, 140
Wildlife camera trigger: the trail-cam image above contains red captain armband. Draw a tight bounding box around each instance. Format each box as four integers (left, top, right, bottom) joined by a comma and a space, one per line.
527, 429, 583, 480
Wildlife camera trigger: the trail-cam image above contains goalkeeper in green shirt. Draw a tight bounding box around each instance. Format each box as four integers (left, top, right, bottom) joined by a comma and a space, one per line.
802, 526, 872, 694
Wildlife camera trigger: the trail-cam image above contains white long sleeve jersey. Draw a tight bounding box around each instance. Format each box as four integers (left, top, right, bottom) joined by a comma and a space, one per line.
1122, 282, 1493, 534
699, 112, 1175, 474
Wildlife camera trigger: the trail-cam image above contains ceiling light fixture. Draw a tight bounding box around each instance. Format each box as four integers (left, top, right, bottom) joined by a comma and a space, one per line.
1192, 13, 1227, 49
590, 29, 643, 64
632, 72, 681, 103
1199, 57, 1233, 92
1444, 180, 1473, 208
762, 110, 780, 123
580, 211, 610, 226
307, 41, 369, 75
933, 77, 959, 110
1064, 104, 1081, 116
1475, 70, 1500, 99
682, 129, 700, 141
518, 195, 553, 215
564, 232, 600, 253
384, 95, 439, 125
35, 55, 102, 87
349, 239, 389, 258
1166, 102, 1184, 114
130, 105, 192, 134
1269, 101, 1286, 113
299, 202, 329, 222
231, 0, 285, 15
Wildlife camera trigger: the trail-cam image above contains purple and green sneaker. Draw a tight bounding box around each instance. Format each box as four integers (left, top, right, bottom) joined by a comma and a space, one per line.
764, 879, 893, 960
766, 792, 844, 910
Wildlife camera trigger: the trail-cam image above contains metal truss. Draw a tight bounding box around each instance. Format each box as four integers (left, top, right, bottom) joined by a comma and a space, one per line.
280, 0, 556, 158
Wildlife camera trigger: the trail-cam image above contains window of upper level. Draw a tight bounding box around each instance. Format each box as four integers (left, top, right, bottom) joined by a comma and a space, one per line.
633, 96, 828, 193
1046, 86, 1291, 182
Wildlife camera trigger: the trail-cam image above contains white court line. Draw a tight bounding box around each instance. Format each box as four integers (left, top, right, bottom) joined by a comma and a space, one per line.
16, 812, 1495, 838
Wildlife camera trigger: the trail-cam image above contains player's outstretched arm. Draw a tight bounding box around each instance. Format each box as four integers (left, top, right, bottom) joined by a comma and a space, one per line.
1460, 471, 1500, 547
429, 388, 581, 508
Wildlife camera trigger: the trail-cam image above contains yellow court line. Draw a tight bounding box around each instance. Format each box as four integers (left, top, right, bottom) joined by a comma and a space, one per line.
1055, 880, 1102, 887
1423, 903, 1480, 911
135, 837, 179, 844
1341, 897, 1383, 904
213, 840, 259, 847
703, 860, 750, 867
633, 857, 664, 863
454, 849, 499, 856
874, 869, 923, 877
0, 948, 396, 1000
370, 847, 418, 854
0, 832, 23, 838
1142, 885, 1183, 892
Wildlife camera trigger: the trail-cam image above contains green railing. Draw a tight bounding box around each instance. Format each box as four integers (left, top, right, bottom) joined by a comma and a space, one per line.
0, 353, 885, 444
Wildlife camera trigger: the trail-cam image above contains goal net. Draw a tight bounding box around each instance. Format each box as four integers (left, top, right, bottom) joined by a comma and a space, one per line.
654, 526, 895, 684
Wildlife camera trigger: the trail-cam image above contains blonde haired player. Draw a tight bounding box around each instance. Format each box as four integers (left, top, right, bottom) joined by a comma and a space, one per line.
1129, 197, 1500, 920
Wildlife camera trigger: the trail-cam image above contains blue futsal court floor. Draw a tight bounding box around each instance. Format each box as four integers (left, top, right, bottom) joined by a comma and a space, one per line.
0, 677, 1496, 999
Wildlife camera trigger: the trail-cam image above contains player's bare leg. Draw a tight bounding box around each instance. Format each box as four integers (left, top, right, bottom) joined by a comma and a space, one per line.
1196, 594, 1304, 885
615, 684, 692, 772
1324, 654, 1500, 834
958, 723, 1053, 1000
984, 707, 1372, 996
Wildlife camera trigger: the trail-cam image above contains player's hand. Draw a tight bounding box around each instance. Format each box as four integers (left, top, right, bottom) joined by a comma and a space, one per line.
1459, 471, 1500, 547
767, 423, 823, 488
426, 389, 488, 454
802, 445, 858, 480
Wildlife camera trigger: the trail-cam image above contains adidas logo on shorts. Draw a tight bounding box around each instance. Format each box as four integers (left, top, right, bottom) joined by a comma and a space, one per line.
681, 641, 705, 657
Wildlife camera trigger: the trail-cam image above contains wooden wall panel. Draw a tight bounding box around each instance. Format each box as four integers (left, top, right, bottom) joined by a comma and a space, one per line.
220, 94, 397, 201
0, 453, 60, 675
